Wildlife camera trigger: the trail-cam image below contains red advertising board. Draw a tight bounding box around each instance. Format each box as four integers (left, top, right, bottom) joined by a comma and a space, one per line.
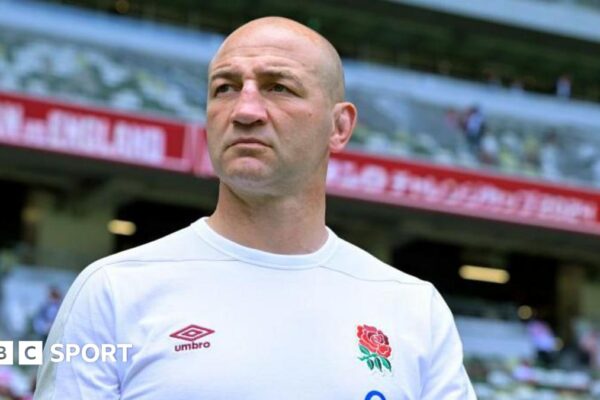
0, 91, 195, 172
327, 151, 600, 236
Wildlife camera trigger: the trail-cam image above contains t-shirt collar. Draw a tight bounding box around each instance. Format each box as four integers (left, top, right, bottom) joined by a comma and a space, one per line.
191, 217, 338, 269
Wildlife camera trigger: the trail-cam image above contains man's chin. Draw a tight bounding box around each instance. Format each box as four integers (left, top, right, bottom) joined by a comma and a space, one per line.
221, 168, 275, 191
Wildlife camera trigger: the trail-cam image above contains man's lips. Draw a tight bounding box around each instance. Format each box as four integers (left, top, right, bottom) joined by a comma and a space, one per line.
228, 138, 270, 148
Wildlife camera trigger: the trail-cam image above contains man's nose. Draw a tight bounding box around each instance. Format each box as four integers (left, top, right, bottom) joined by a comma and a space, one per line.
232, 83, 267, 126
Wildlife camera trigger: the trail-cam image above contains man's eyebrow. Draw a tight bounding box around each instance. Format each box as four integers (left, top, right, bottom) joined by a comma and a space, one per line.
209, 70, 239, 83
260, 69, 304, 88
209, 68, 306, 91
258, 69, 300, 82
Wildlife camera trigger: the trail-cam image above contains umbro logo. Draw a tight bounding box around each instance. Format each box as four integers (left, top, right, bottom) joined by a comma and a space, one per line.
170, 324, 214, 342
170, 324, 215, 353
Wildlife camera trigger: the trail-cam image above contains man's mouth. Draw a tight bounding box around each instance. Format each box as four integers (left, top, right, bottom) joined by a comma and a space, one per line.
229, 138, 269, 148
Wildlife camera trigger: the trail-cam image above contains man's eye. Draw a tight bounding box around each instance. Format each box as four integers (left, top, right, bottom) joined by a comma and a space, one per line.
270, 84, 289, 93
214, 84, 233, 95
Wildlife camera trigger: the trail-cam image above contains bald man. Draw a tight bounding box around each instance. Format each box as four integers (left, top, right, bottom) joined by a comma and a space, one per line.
35, 17, 476, 400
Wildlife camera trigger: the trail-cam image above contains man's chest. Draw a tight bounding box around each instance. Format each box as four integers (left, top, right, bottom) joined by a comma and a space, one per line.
114, 269, 430, 399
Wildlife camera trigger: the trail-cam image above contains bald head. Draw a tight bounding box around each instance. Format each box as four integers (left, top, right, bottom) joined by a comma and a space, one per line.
210, 17, 345, 102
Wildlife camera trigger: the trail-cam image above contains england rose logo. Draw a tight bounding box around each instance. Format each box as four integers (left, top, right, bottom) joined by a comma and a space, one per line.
357, 324, 392, 373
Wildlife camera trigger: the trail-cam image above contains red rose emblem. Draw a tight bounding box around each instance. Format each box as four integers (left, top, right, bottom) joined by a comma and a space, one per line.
357, 324, 392, 358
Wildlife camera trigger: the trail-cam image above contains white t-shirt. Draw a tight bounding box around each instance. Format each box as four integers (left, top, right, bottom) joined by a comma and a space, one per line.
35, 218, 476, 400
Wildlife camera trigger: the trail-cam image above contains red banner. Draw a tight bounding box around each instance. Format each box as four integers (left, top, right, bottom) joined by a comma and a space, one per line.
0, 91, 195, 172
327, 151, 600, 236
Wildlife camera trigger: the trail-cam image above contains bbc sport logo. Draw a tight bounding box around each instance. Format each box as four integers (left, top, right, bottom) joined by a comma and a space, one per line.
0, 341, 133, 365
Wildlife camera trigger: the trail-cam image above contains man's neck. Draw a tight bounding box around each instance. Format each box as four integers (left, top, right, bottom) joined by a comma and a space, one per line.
206, 182, 328, 254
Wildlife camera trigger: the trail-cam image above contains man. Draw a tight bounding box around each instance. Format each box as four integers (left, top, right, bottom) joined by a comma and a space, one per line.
35, 17, 476, 399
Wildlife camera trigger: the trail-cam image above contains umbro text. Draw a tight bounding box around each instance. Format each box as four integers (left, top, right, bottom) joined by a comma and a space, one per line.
174, 341, 211, 352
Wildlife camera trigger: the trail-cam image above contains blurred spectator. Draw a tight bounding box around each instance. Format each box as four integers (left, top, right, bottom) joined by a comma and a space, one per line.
556, 73, 572, 99
32, 286, 62, 343
527, 318, 559, 367
460, 106, 486, 156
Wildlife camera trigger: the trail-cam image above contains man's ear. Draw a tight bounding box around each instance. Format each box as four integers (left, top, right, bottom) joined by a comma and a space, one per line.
330, 102, 357, 153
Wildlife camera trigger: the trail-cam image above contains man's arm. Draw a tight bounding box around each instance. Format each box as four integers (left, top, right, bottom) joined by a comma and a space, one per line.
34, 264, 121, 400
420, 288, 477, 400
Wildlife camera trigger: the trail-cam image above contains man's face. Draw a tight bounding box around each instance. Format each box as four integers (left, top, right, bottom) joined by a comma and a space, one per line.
206, 24, 336, 195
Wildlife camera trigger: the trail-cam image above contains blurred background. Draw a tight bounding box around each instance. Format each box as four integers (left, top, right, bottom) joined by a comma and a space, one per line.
1, 0, 600, 398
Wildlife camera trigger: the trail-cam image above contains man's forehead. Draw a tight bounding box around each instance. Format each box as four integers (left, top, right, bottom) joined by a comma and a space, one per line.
210, 27, 324, 72
210, 49, 319, 76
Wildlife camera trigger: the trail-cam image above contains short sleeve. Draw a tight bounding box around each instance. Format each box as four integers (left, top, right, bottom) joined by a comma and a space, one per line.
34, 264, 122, 400
420, 287, 477, 400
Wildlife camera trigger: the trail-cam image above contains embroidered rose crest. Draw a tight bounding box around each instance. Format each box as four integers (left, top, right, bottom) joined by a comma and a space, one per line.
357, 324, 392, 372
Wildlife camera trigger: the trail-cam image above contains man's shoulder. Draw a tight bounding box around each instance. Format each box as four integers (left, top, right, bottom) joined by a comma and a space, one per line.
87, 222, 225, 272
330, 237, 431, 289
